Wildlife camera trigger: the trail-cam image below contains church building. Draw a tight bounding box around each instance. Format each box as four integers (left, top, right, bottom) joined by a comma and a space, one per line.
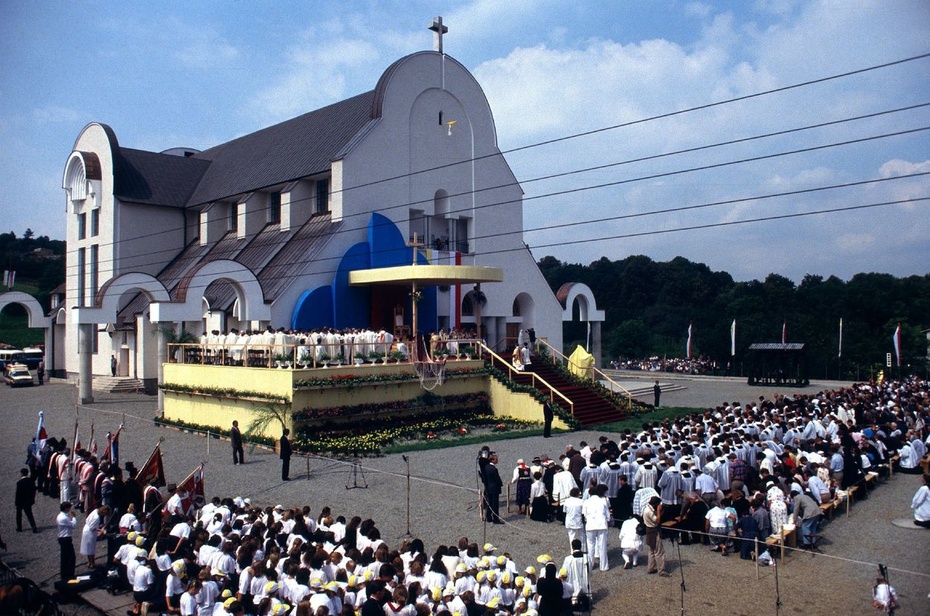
51, 21, 593, 400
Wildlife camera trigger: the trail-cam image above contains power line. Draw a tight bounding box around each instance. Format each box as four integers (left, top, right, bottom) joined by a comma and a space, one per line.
63, 182, 929, 301
60, 122, 930, 288
62, 100, 930, 263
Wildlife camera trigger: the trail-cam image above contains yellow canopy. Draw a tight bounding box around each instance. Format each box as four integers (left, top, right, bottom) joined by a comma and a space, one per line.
568, 345, 594, 378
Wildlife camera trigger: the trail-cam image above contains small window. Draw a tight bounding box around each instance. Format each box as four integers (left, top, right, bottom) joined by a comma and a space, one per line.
90, 244, 99, 301
77, 213, 87, 240
315, 179, 329, 214
90, 209, 100, 237
77, 247, 86, 305
268, 192, 281, 223
229, 203, 238, 232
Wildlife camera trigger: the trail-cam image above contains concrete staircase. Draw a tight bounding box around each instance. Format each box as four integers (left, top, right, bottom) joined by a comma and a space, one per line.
92, 376, 145, 393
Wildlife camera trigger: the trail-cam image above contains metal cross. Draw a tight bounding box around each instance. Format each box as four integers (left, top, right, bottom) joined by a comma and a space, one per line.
429, 16, 448, 54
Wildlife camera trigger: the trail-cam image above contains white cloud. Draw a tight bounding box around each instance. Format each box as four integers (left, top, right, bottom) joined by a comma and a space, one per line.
32, 105, 82, 125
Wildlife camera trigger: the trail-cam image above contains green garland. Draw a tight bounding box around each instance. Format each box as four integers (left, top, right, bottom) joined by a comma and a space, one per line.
159, 383, 288, 404
293, 392, 489, 421
294, 367, 486, 389
154, 416, 275, 447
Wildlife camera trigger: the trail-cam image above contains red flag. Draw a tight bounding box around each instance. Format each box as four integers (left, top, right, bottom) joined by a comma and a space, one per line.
137, 444, 166, 488
178, 464, 206, 515
101, 424, 123, 466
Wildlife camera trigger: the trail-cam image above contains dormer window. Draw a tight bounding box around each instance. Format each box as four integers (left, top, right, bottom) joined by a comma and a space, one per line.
269, 192, 281, 223
315, 179, 329, 214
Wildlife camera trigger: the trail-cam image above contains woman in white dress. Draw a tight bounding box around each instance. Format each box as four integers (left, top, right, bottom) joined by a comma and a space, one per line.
766, 480, 788, 535
80, 505, 111, 568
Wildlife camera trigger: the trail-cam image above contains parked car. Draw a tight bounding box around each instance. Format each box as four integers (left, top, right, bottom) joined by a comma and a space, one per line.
5, 364, 34, 387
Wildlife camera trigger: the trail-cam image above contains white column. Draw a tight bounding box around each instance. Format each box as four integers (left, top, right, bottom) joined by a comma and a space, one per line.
592, 321, 602, 369
157, 324, 170, 414
78, 323, 94, 404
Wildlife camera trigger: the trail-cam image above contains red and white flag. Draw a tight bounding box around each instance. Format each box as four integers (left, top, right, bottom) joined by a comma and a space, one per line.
686, 323, 693, 359
893, 323, 902, 367
35, 411, 48, 448
178, 464, 206, 515
781, 320, 787, 344
137, 444, 166, 488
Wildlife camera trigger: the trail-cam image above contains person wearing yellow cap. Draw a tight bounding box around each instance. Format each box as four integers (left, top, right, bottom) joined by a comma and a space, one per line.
128, 549, 154, 616
165, 557, 189, 613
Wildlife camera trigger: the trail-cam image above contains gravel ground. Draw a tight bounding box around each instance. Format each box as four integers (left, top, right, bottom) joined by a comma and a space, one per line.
1, 375, 928, 615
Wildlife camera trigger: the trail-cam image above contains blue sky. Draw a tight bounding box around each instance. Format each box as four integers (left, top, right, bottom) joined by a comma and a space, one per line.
1, 0, 928, 282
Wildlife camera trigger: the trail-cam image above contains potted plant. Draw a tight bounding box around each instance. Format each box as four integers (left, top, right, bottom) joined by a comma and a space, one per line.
318, 353, 331, 367
460, 345, 475, 360
390, 350, 406, 363
368, 350, 383, 364
333, 353, 345, 367
272, 352, 292, 368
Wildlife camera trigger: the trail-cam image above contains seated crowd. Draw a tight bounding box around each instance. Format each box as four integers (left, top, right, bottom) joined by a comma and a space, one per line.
609, 356, 719, 375
506, 376, 929, 572
107, 495, 586, 616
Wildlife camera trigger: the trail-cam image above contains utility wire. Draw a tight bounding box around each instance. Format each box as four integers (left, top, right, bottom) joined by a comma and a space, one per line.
60, 125, 930, 297
61, 100, 930, 264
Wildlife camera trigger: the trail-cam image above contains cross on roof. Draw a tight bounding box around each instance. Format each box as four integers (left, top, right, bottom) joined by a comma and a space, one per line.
428, 16, 448, 54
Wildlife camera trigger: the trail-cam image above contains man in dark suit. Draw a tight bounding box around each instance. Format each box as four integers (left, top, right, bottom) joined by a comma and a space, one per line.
231, 421, 244, 465
280, 429, 292, 481
543, 401, 554, 438
483, 454, 504, 524
15, 468, 38, 532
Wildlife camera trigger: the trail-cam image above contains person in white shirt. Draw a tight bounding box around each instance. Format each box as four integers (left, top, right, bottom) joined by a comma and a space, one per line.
56, 502, 78, 581
560, 539, 590, 607
618, 515, 643, 569
911, 473, 930, 528
581, 484, 611, 571
130, 553, 155, 616
562, 488, 585, 550
180, 580, 201, 616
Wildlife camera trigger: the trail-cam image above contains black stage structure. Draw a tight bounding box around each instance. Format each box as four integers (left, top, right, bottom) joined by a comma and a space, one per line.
746, 342, 810, 386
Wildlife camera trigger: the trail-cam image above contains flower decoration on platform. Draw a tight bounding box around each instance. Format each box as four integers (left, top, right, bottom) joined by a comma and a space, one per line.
457, 427, 469, 435
410, 290, 424, 303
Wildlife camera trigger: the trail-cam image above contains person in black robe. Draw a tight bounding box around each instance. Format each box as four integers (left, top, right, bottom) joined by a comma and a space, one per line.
536, 562, 563, 616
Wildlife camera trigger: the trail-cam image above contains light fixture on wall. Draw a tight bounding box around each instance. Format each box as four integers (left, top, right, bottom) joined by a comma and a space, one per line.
446, 120, 457, 136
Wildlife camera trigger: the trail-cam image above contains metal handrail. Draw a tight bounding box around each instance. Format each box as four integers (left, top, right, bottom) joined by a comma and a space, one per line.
477, 341, 575, 418
536, 338, 633, 410
165, 338, 483, 370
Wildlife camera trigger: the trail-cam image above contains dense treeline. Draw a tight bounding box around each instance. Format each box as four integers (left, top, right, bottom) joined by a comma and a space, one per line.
0, 229, 65, 312
538, 255, 930, 380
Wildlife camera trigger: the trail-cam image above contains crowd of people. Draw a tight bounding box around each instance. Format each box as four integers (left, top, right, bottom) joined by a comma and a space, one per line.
178, 327, 481, 368
489, 376, 930, 578
609, 356, 719, 375
14, 371, 930, 615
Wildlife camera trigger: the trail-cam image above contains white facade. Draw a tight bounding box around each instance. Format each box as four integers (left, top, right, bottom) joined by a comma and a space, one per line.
59, 51, 565, 392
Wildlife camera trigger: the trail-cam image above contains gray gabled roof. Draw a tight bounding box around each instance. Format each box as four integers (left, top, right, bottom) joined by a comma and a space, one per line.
110, 52, 459, 210
115, 148, 211, 207
185, 91, 377, 206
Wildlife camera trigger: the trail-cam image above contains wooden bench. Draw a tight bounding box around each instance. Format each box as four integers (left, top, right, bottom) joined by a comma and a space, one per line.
819, 500, 837, 519
889, 455, 901, 479
765, 526, 796, 560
